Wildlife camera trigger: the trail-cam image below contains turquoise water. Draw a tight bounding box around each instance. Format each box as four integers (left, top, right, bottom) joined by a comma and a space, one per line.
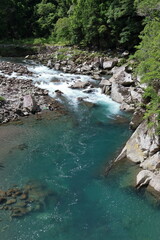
0, 60, 160, 240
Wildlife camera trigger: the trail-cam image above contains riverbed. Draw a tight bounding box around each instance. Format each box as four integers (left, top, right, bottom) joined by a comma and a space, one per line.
0, 58, 160, 240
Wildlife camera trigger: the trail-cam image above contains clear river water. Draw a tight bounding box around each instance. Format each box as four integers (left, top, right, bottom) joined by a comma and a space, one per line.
0, 58, 160, 240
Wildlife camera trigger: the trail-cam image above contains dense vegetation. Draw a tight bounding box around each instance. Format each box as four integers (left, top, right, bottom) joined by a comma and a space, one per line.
133, 0, 160, 131
0, 0, 159, 130
0, 0, 143, 50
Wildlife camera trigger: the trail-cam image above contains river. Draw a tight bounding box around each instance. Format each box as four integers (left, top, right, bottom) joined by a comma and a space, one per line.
0, 58, 160, 240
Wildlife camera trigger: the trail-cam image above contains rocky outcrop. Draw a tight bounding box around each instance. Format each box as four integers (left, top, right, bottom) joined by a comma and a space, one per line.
116, 118, 160, 194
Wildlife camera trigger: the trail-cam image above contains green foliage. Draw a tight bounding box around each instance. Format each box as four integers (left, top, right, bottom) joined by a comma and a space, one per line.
0, 0, 143, 49
134, 20, 160, 87
35, 1, 56, 36
134, 0, 160, 18
0, 96, 5, 101
54, 17, 71, 43
134, 18, 160, 130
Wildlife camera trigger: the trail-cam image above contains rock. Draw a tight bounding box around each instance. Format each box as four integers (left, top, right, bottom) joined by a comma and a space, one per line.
121, 73, 134, 86
120, 102, 135, 112
55, 90, 63, 96
83, 89, 95, 93
82, 101, 96, 108
110, 82, 124, 103
92, 74, 101, 80
136, 170, 153, 189
11, 207, 28, 217
101, 85, 111, 95
103, 59, 118, 70
122, 51, 129, 57
23, 95, 38, 113
116, 120, 160, 164
47, 60, 52, 68
125, 65, 133, 73
130, 89, 143, 103
71, 81, 90, 89
0, 190, 6, 197
149, 174, 160, 192
14, 202, 27, 208
81, 64, 92, 72
6, 199, 17, 205
0, 197, 7, 204
140, 152, 160, 171
99, 79, 111, 87
130, 108, 145, 130
20, 193, 28, 200
54, 63, 61, 70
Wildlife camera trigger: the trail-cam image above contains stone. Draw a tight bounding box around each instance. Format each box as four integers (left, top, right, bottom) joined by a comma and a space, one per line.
102, 85, 111, 95
55, 90, 63, 96
81, 101, 96, 108
54, 63, 61, 70
120, 102, 135, 112
121, 73, 134, 86
23, 95, 38, 113
116, 120, 160, 164
103, 59, 118, 70
149, 174, 160, 192
6, 199, 17, 205
92, 74, 101, 81
130, 108, 145, 130
0, 190, 6, 197
14, 202, 27, 208
122, 51, 129, 57
136, 170, 153, 189
130, 89, 143, 103
140, 152, 160, 171
71, 81, 90, 89
110, 82, 124, 103
81, 65, 92, 72
99, 79, 111, 87
20, 193, 28, 200
11, 207, 28, 217
47, 60, 52, 68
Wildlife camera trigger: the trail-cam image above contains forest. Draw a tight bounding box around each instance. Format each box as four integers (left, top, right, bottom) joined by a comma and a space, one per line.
0, 0, 160, 128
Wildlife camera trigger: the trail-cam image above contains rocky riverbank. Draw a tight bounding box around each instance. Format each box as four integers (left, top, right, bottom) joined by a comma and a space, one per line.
28, 46, 160, 197
0, 61, 67, 124
0, 45, 159, 197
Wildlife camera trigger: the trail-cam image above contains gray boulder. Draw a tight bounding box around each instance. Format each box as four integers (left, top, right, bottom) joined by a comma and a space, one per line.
71, 81, 90, 89
103, 59, 118, 70
23, 95, 39, 113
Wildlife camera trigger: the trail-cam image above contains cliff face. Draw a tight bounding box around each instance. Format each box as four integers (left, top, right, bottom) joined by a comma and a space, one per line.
107, 64, 160, 194
116, 119, 160, 193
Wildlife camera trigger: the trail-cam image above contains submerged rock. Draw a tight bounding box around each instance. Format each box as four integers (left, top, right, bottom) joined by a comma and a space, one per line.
6, 199, 17, 205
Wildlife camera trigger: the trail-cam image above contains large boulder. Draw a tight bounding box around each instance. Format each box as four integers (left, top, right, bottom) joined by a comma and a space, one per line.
140, 152, 160, 171
99, 79, 111, 87
130, 107, 145, 130
116, 120, 160, 163
23, 95, 39, 113
103, 59, 118, 70
110, 83, 131, 104
70, 81, 90, 89
149, 174, 160, 192
136, 170, 153, 188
